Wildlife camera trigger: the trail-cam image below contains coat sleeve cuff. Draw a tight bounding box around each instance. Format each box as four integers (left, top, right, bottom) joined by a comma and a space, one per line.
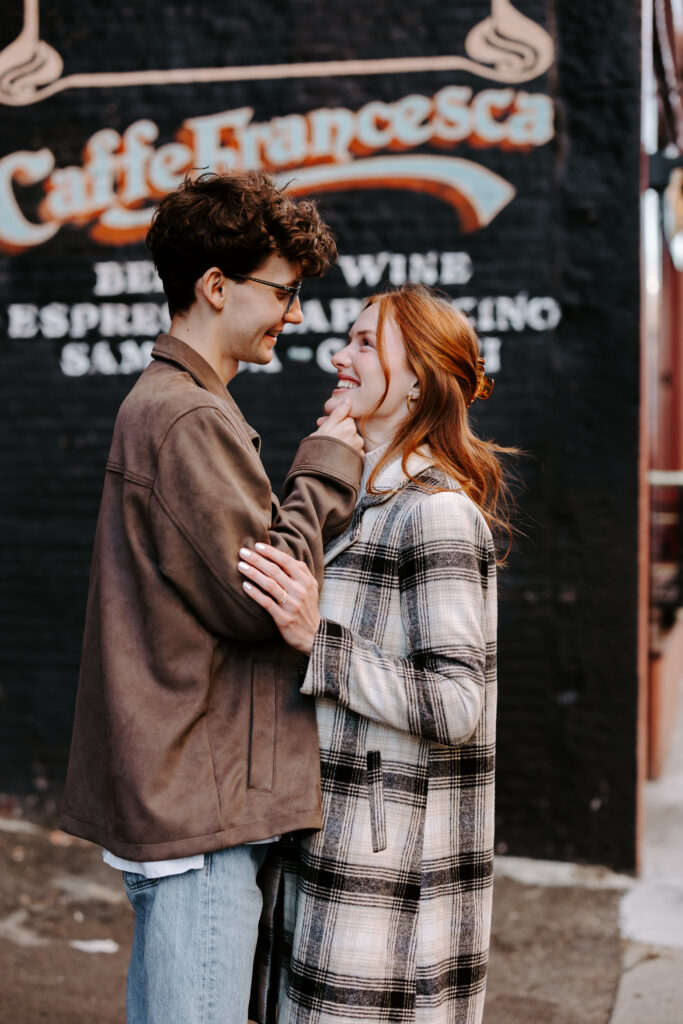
285, 436, 363, 493
300, 618, 345, 701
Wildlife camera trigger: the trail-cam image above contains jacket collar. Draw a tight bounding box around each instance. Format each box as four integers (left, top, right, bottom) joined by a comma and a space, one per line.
151, 334, 260, 447
323, 446, 441, 566
152, 334, 229, 400
362, 445, 437, 499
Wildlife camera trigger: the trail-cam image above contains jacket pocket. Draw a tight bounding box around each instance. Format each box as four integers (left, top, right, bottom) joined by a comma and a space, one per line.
366, 750, 387, 852
248, 662, 277, 791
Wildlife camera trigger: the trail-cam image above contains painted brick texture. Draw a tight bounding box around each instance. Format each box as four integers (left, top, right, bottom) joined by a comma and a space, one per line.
0, 0, 641, 868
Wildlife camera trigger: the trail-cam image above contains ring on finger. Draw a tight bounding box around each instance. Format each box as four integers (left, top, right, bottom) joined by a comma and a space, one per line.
277, 587, 288, 606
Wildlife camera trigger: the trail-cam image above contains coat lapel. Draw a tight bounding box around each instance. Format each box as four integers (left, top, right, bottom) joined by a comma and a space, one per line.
323, 447, 440, 565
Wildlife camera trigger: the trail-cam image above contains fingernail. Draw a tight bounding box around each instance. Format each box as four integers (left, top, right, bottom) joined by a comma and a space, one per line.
243, 581, 253, 590
238, 562, 249, 572
239, 548, 252, 558
255, 542, 266, 550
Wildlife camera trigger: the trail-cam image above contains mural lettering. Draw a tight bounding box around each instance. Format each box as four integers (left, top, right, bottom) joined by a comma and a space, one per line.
0, 85, 554, 253
3, 254, 561, 378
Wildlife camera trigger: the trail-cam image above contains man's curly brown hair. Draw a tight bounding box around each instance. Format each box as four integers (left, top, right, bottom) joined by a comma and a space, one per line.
146, 171, 338, 317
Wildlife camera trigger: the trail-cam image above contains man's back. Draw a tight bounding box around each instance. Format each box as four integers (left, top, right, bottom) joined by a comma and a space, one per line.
61, 334, 360, 861
59, 170, 363, 1024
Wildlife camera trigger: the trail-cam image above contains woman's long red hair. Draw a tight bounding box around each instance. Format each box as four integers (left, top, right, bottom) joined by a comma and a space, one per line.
364, 284, 517, 559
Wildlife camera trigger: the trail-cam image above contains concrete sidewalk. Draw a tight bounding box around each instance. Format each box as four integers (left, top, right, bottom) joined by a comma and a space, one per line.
486, 858, 629, 1024
486, 669, 683, 1024
608, 667, 683, 1024
0, 818, 680, 1023
0, 676, 681, 1022
486, 851, 683, 1024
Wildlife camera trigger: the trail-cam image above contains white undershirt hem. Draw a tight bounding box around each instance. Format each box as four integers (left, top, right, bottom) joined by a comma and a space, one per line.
102, 836, 281, 879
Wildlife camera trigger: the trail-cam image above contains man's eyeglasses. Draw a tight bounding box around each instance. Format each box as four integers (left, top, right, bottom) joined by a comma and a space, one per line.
232, 275, 302, 314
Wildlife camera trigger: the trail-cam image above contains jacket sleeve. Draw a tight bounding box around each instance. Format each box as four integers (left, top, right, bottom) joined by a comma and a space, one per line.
149, 405, 362, 641
300, 490, 496, 746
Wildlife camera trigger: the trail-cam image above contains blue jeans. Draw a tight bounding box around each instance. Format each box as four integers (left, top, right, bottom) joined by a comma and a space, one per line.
123, 844, 269, 1024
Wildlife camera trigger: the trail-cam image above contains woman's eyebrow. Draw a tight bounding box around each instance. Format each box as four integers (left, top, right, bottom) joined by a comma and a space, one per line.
349, 329, 377, 340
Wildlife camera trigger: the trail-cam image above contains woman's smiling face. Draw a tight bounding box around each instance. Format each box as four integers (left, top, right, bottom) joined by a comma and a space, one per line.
325, 301, 417, 451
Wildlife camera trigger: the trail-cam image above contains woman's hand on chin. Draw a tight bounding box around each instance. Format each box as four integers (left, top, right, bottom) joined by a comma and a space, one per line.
237, 544, 321, 654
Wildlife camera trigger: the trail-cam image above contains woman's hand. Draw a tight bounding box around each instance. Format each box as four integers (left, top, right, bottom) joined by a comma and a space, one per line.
237, 544, 321, 654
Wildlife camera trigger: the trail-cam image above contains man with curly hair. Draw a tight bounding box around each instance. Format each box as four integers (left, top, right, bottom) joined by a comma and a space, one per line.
60, 172, 363, 1024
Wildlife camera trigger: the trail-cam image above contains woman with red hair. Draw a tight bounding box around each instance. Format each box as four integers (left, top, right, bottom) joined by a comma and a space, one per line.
239, 284, 513, 1024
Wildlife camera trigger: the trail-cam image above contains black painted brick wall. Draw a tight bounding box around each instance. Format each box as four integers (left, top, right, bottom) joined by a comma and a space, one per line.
0, 0, 642, 869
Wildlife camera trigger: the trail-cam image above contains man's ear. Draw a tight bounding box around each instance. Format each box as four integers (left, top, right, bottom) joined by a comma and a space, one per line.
198, 267, 226, 311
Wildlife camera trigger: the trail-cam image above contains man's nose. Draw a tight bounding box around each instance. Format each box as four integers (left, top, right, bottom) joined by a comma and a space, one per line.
285, 296, 304, 325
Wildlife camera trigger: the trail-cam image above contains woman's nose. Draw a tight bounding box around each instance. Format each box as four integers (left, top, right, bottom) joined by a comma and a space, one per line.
331, 342, 352, 369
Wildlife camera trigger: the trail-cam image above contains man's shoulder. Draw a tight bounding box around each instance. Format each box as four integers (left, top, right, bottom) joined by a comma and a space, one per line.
109, 360, 248, 478
118, 359, 229, 435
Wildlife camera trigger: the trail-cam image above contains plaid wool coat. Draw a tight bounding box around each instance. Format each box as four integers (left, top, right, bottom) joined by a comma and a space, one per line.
275, 447, 498, 1024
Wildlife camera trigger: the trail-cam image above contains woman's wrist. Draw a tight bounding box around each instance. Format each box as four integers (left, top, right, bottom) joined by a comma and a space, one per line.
300, 613, 322, 655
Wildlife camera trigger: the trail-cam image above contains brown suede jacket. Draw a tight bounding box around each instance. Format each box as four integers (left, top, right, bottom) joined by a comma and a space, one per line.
60, 334, 362, 861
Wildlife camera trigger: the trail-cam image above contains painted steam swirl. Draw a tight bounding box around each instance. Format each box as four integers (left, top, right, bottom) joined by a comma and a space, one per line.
465, 0, 554, 82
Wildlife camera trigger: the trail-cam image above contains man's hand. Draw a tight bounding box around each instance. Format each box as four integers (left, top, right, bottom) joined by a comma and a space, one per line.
312, 397, 364, 454
237, 544, 321, 654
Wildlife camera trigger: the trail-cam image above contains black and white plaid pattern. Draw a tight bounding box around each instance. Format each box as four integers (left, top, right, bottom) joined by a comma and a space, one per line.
278, 450, 498, 1024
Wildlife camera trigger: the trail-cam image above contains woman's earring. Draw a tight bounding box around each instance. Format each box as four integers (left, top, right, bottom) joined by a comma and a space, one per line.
406, 391, 419, 413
